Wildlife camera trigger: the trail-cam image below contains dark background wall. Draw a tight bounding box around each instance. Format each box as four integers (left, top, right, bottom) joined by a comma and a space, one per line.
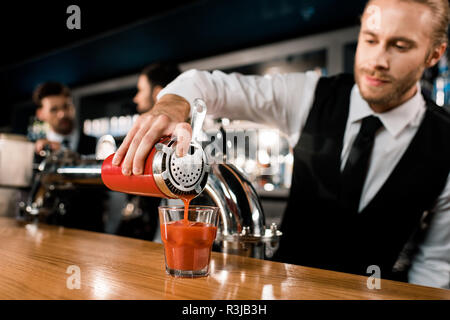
0, 0, 368, 132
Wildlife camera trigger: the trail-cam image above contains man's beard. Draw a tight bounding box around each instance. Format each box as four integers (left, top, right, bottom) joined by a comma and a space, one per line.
354, 65, 421, 109
55, 118, 74, 135
137, 94, 155, 115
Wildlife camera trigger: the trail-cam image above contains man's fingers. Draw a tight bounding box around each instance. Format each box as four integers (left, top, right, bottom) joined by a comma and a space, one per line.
35, 140, 44, 153
121, 120, 153, 175
132, 120, 175, 175
109, 111, 189, 176
112, 127, 135, 166
50, 142, 61, 151
35, 139, 60, 153
132, 133, 159, 175
112, 114, 151, 166
172, 122, 192, 157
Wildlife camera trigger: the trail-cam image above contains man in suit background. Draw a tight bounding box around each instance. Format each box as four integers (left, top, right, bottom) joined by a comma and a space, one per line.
32, 81, 97, 155
31, 81, 106, 232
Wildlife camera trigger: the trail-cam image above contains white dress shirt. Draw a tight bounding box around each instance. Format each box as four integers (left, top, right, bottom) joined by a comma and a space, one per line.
46, 128, 79, 151
158, 69, 450, 289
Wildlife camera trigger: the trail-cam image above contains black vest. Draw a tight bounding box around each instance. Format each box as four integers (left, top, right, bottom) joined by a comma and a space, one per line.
273, 74, 450, 281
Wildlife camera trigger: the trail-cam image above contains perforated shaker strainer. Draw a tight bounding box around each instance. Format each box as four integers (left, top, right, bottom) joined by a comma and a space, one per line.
153, 99, 210, 197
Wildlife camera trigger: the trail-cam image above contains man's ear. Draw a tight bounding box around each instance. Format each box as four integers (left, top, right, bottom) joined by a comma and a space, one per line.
152, 85, 163, 102
36, 107, 44, 121
426, 42, 447, 68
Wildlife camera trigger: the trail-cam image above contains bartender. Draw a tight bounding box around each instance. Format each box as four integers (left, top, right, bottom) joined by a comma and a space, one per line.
32, 81, 105, 232
111, 0, 450, 288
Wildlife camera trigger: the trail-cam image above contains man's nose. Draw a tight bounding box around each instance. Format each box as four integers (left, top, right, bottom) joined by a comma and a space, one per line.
369, 45, 389, 70
133, 93, 139, 104
57, 109, 68, 119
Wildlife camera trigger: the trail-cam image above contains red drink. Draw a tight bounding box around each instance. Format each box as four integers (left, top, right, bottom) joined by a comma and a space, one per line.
160, 220, 217, 271
159, 200, 219, 276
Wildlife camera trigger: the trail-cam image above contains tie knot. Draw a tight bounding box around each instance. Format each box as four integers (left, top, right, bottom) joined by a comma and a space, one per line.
62, 138, 70, 148
360, 116, 382, 137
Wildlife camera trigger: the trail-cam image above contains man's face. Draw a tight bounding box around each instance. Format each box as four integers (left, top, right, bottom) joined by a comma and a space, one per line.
37, 95, 75, 135
354, 0, 436, 111
134, 75, 154, 114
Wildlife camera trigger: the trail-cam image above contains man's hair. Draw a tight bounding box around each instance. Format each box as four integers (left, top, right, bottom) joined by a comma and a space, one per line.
364, 0, 449, 47
32, 82, 71, 108
141, 62, 181, 88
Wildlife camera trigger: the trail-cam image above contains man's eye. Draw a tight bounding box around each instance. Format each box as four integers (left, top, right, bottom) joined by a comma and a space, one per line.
365, 39, 376, 44
395, 44, 408, 50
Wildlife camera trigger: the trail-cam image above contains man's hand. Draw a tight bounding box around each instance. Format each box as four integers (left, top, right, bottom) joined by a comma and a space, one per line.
112, 94, 192, 176
35, 139, 61, 154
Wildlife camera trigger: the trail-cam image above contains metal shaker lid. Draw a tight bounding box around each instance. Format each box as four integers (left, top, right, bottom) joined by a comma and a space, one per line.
152, 139, 209, 198
152, 98, 210, 198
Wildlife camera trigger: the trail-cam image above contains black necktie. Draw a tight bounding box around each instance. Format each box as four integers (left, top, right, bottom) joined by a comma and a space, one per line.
62, 138, 70, 149
340, 115, 383, 214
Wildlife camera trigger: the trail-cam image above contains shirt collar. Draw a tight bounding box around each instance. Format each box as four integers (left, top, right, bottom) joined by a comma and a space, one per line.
349, 82, 426, 138
46, 128, 78, 149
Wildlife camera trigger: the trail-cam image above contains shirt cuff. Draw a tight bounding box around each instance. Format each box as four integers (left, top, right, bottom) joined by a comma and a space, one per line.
157, 69, 206, 119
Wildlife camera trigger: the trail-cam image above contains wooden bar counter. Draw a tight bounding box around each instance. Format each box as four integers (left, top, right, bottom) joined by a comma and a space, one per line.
0, 217, 449, 300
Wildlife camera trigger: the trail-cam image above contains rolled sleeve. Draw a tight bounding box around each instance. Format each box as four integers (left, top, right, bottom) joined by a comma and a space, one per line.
157, 68, 320, 141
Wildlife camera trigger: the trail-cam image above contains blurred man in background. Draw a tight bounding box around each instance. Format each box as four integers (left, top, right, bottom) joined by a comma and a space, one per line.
133, 62, 181, 114
114, 62, 181, 241
31, 82, 105, 232
33, 82, 97, 155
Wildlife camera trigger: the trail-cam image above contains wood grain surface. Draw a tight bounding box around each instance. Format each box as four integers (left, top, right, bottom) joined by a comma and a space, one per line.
0, 217, 449, 300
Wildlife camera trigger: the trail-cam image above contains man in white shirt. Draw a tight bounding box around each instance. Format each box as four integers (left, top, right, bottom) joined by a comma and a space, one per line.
32, 82, 104, 232
32, 81, 97, 155
112, 0, 450, 288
